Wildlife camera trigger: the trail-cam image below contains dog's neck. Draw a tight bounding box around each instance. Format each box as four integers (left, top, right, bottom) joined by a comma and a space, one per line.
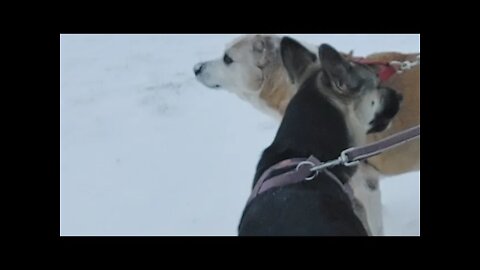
235, 90, 283, 121
254, 72, 358, 186
258, 63, 296, 118
235, 61, 296, 121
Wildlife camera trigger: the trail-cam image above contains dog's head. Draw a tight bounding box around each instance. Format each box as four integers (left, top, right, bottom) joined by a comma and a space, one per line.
281, 37, 402, 135
193, 35, 281, 94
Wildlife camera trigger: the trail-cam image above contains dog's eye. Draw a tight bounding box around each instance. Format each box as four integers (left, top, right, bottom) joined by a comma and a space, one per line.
223, 54, 233, 65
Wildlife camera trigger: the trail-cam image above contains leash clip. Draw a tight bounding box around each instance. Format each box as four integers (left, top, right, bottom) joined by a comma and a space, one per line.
340, 148, 360, 167
390, 55, 420, 74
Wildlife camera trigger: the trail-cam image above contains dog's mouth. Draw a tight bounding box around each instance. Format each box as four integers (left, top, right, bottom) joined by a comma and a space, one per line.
367, 118, 391, 134
195, 77, 222, 89
207, 84, 221, 89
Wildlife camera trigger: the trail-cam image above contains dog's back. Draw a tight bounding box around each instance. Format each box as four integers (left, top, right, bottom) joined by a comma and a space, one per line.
239, 176, 366, 236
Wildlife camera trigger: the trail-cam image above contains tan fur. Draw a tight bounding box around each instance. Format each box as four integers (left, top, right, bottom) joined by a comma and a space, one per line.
258, 66, 295, 116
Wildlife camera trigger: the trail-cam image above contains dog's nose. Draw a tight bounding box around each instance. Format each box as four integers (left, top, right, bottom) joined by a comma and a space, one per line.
194, 63, 205, 76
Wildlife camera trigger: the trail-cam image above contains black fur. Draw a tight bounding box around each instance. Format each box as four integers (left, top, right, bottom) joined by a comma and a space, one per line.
368, 88, 403, 134
238, 72, 367, 236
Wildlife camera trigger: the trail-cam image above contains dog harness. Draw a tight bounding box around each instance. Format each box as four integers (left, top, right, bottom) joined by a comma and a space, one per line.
247, 125, 420, 204
246, 155, 354, 205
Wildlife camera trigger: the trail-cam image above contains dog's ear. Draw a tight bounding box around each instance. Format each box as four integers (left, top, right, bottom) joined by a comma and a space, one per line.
253, 35, 266, 52
253, 35, 279, 69
318, 43, 353, 92
281, 37, 317, 84
340, 50, 354, 60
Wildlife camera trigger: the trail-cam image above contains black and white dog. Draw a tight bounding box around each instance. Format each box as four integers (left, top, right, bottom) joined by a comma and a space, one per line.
238, 37, 403, 236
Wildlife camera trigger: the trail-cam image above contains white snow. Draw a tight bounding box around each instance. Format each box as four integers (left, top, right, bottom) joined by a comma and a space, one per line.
60, 34, 420, 236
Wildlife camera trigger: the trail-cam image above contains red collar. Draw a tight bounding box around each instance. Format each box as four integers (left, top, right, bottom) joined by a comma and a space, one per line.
351, 57, 397, 82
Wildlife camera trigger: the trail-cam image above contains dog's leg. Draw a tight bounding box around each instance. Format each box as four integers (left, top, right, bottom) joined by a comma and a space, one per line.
364, 178, 384, 236
350, 164, 384, 236
351, 196, 372, 236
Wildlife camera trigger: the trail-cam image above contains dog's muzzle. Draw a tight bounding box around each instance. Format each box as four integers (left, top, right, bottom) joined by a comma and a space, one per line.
194, 63, 205, 76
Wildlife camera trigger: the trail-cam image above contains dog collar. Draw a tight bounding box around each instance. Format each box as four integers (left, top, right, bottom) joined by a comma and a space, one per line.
351, 58, 398, 82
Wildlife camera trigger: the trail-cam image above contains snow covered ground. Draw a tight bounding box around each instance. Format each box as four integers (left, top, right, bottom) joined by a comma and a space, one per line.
60, 34, 420, 236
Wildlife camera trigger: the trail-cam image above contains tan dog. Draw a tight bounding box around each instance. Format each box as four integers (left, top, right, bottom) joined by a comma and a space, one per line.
194, 34, 419, 176
363, 52, 420, 175
194, 35, 419, 235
